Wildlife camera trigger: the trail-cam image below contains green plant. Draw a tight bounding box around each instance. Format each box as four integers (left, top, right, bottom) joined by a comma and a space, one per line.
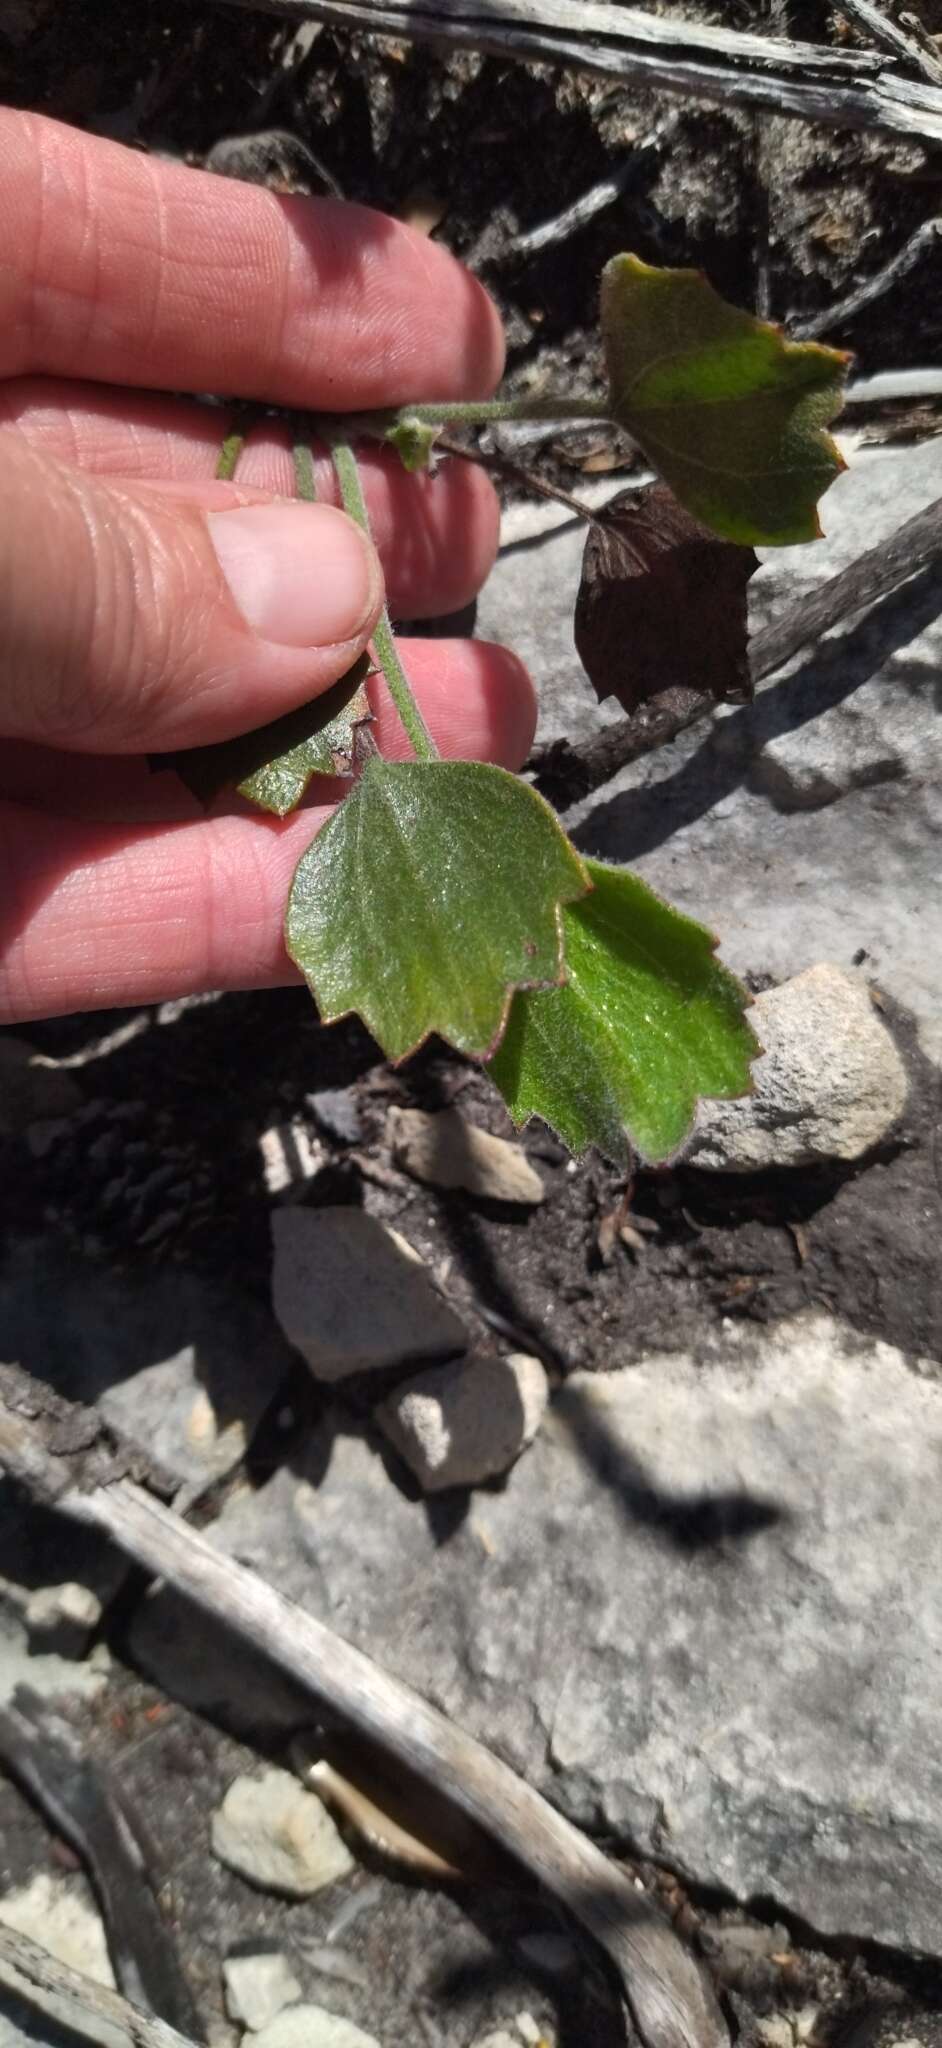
162, 254, 847, 1167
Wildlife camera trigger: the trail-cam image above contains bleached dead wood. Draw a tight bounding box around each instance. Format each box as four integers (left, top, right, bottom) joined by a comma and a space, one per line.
0, 1366, 726, 2048
0, 1925, 197, 2048
209, 0, 942, 144
838, 0, 942, 87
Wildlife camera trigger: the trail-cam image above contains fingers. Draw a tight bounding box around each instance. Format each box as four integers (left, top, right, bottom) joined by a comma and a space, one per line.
0, 644, 538, 1022
0, 640, 537, 820
1, 379, 501, 620
0, 434, 389, 754
0, 112, 503, 405
0, 803, 319, 1023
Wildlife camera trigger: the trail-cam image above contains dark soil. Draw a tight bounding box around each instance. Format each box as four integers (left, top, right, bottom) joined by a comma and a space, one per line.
9, 983, 941, 1371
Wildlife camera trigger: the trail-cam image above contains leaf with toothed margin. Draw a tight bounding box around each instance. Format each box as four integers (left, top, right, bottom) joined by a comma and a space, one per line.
489, 859, 759, 1167
285, 757, 590, 1061
150, 657, 372, 816
601, 253, 848, 545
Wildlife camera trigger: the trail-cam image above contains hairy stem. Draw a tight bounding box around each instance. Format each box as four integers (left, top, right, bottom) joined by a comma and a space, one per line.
292, 440, 318, 500
395, 395, 611, 428
328, 434, 439, 763
216, 428, 245, 481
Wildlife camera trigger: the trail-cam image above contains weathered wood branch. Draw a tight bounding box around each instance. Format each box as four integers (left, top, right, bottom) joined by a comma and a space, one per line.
838, 0, 942, 87
208, 0, 942, 144
529, 492, 942, 806
0, 1365, 727, 2048
0, 1700, 202, 2038
0, 1925, 197, 2048
793, 217, 942, 338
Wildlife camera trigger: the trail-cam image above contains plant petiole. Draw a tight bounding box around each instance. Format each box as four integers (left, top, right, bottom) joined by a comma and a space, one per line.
326, 434, 439, 765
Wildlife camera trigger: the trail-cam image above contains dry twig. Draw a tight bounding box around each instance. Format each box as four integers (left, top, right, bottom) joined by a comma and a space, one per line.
793, 217, 942, 337
0, 1700, 201, 2037
0, 1924, 197, 2048
838, 0, 942, 86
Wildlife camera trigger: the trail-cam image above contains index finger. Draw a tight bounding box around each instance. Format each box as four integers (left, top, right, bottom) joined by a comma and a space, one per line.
0, 112, 504, 408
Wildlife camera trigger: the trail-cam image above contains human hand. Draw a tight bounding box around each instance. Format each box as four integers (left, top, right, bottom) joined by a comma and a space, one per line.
0, 112, 535, 1024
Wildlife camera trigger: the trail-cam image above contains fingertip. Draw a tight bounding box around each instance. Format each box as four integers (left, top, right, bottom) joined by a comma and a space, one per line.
371, 638, 537, 771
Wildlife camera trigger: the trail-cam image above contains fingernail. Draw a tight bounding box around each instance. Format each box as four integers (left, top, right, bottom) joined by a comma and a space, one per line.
208, 502, 380, 647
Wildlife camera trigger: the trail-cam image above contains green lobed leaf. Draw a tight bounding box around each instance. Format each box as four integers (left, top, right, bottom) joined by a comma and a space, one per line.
285, 757, 590, 1061
489, 858, 759, 1167
600, 254, 848, 546
151, 657, 372, 816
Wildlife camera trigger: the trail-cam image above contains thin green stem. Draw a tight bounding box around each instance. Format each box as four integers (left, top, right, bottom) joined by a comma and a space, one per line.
392, 394, 610, 429
327, 434, 439, 765
216, 429, 245, 481
292, 441, 318, 501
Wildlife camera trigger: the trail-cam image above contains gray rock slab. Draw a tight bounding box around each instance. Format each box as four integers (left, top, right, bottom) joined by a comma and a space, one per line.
689, 963, 908, 1169
0, 1873, 114, 1988
212, 1768, 355, 1897
478, 440, 942, 1060
271, 1207, 468, 1382
137, 1314, 942, 1952
0, 1238, 295, 1488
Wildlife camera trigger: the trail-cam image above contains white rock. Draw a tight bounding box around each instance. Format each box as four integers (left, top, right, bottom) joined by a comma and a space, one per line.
223, 1952, 302, 2030
259, 1123, 323, 1196
687, 964, 907, 1169
24, 1582, 102, 1659
388, 1108, 545, 1205
0, 1873, 114, 1987
376, 1352, 548, 1491
0, 1591, 107, 1709
471, 2035, 520, 2048
271, 1208, 467, 1382
211, 1768, 354, 1896
252, 2008, 380, 2048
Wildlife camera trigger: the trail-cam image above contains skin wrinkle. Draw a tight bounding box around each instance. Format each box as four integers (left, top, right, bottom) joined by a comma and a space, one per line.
138, 149, 170, 368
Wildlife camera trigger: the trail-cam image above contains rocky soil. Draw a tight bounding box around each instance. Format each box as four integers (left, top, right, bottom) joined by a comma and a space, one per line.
1, 4, 941, 2048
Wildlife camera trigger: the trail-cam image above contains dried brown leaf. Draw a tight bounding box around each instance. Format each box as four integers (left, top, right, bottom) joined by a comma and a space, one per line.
574, 482, 758, 717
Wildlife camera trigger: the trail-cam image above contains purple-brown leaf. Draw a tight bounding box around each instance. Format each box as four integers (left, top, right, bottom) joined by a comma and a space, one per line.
574, 482, 758, 718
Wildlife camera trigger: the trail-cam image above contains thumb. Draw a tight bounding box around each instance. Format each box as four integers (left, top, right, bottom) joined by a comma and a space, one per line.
0, 435, 383, 752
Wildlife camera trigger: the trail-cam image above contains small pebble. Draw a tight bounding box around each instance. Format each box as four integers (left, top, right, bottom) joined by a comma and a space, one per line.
211, 1768, 354, 1897
223, 1952, 302, 2031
